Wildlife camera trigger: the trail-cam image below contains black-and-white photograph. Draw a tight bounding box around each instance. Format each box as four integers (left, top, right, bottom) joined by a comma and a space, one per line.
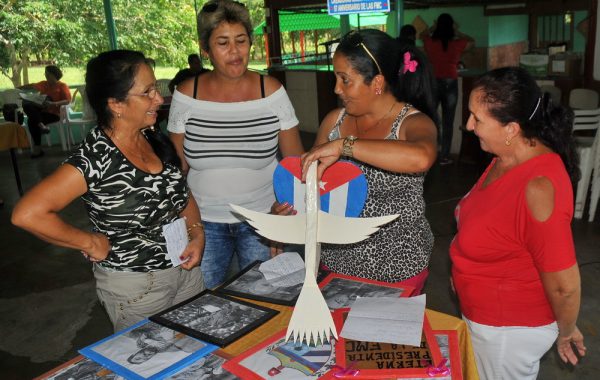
151, 291, 278, 347
165, 353, 239, 380
43, 356, 124, 380
80, 320, 216, 380
320, 275, 409, 310
216, 261, 303, 305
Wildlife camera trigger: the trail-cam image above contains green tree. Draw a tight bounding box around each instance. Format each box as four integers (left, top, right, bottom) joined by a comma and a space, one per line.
0, 0, 201, 87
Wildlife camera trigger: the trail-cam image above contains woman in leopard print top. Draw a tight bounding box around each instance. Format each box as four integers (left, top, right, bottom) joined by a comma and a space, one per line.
301, 30, 438, 293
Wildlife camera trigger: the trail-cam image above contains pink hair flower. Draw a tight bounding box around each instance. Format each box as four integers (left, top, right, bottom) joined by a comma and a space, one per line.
403, 52, 418, 74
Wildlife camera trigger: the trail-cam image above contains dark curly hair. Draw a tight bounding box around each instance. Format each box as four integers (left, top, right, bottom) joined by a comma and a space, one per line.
335, 29, 437, 123
473, 66, 580, 183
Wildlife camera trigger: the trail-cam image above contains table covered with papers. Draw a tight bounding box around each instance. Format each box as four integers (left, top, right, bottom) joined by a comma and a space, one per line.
36, 300, 478, 380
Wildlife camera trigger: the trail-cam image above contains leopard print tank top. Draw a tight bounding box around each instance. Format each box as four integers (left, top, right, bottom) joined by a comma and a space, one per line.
322, 104, 434, 282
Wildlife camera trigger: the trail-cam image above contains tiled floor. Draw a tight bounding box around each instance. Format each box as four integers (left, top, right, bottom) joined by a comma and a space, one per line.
0, 139, 598, 379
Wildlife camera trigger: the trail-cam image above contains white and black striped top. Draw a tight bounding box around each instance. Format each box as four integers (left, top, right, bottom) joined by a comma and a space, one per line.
167, 86, 298, 222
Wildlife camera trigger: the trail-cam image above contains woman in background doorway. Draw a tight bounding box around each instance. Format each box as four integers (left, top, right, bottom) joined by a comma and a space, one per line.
421, 13, 474, 165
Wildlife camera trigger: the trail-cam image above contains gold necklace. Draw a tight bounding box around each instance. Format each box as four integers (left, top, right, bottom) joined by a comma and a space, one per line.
355, 100, 397, 134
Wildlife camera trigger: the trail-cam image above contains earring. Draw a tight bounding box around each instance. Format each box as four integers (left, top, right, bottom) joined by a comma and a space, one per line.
375, 88, 382, 95
117, 112, 121, 119
505, 137, 511, 146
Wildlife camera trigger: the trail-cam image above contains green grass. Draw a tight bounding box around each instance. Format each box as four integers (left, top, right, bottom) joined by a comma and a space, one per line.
1, 66, 182, 91
1, 63, 270, 92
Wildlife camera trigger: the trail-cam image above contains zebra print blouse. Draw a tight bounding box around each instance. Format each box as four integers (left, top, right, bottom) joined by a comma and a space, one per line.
65, 128, 189, 272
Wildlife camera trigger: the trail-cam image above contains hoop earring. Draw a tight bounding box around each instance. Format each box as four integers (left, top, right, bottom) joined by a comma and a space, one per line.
505, 137, 512, 146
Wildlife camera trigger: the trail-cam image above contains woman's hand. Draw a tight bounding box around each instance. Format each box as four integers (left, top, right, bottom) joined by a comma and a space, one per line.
268, 201, 296, 257
82, 232, 111, 262
556, 325, 586, 365
271, 201, 296, 216
180, 233, 205, 270
301, 139, 344, 181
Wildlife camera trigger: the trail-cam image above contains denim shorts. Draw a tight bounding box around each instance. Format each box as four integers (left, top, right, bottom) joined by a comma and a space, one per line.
200, 220, 271, 289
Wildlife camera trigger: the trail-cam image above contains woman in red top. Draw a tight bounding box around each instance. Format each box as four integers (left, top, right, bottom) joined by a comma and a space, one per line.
19, 65, 72, 158
421, 13, 473, 165
451, 67, 585, 379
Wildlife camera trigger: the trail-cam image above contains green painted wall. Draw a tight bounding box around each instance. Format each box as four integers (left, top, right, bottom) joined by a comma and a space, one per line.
399, 5, 587, 53
488, 15, 528, 47
574, 11, 588, 53
404, 6, 487, 47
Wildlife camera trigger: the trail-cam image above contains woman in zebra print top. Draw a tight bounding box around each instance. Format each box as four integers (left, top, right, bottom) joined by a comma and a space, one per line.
12, 50, 206, 331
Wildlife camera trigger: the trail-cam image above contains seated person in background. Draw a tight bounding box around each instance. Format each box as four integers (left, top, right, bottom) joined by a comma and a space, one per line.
18, 65, 72, 158
168, 53, 209, 94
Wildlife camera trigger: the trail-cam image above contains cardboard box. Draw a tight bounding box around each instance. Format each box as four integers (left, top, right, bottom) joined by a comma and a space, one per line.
519, 54, 549, 77
549, 54, 581, 76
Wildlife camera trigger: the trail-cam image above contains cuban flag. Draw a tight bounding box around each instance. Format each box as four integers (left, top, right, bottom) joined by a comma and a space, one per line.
273, 157, 367, 217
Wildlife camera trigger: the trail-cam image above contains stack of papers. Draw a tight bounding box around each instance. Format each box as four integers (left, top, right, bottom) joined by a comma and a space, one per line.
340, 294, 426, 346
19, 92, 48, 105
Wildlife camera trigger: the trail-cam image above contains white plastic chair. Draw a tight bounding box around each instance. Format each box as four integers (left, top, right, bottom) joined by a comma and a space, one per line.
156, 79, 171, 97
62, 87, 96, 148
569, 88, 599, 110
45, 112, 69, 151
587, 141, 600, 222
572, 108, 600, 219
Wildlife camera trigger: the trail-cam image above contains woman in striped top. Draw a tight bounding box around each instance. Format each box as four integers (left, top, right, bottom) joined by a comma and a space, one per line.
168, 0, 304, 288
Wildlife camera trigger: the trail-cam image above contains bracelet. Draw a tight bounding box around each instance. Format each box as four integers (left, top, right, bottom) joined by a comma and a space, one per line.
341, 135, 358, 157
186, 222, 204, 234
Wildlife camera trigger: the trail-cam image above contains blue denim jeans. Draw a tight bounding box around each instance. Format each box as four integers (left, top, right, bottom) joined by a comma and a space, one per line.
201, 221, 270, 289
435, 78, 459, 159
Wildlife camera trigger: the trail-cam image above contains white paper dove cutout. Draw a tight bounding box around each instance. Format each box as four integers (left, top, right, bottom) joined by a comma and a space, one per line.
230, 161, 399, 345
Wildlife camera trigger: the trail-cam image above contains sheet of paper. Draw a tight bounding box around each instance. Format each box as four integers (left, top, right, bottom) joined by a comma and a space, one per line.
162, 217, 188, 267
340, 294, 426, 346
259, 251, 305, 282
19, 92, 48, 105
268, 268, 305, 287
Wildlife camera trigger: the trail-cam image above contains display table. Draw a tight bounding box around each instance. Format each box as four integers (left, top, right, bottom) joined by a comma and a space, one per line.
35, 301, 479, 379
219, 302, 479, 380
0, 121, 30, 195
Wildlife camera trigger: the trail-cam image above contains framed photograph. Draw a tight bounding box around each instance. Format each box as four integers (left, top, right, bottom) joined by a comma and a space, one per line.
327, 309, 446, 379
150, 290, 279, 347
164, 352, 240, 379
318, 272, 415, 310
79, 319, 218, 380
216, 260, 303, 306
427, 330, 462, 380
34, 355, 122, 380
222, 329, 337, 379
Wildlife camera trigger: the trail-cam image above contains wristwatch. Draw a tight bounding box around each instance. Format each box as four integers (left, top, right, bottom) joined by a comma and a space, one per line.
342, 135, 358, 157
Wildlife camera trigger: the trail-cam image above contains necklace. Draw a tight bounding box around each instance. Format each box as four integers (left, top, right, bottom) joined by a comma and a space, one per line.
110, 131, 149, 163
355, 100, 397, 135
